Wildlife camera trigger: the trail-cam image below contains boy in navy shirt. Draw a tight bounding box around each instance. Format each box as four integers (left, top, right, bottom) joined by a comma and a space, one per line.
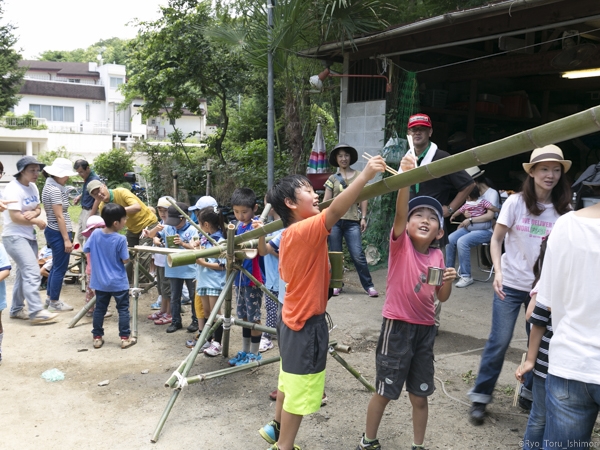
84, 203, 135, 349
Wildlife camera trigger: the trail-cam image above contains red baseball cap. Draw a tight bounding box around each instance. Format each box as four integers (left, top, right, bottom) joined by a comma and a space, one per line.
407, 113, 432, 128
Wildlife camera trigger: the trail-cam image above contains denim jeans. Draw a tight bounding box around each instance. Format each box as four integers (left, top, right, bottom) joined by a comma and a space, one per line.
523, 375, 547, 450
329, 219, 374, 291
3, 235, 44, 318
92, 289, 130, 337
445, 228, 492, 278
44, 227, 73, 301
544, 374, 600, 449
468, 285, 531, 404
170, 278, 195, 326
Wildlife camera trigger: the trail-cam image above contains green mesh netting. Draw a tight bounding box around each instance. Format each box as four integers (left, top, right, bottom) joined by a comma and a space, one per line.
363, 70, 419, 266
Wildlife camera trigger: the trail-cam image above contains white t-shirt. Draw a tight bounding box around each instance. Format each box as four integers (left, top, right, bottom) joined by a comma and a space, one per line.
537, 212, 600, 385
497, 193, 560, 291
2, 180, 40, 240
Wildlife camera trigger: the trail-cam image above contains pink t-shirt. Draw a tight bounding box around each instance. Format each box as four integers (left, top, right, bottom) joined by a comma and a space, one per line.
383, 229, 445, 326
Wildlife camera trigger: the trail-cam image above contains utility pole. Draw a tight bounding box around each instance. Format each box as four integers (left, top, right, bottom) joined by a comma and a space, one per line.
267, 0, 275, 189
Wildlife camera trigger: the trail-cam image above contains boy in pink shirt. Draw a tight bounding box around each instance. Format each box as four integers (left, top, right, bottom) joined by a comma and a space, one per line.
357, 154, 456, 450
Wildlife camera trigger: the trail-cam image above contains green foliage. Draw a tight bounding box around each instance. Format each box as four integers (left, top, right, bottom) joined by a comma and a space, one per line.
383, 0, 495, 24
35, 147, 74, 193
0, 1, 26, 116
37, 37, 130, 65
1, 111, 48, 130
92, 147, 134, 187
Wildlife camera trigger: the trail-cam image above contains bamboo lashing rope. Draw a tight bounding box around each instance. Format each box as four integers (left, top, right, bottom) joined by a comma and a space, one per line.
362, 152, 398, 175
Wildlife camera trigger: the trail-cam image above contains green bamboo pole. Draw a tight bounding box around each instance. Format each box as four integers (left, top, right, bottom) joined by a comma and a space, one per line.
260, 203, 272, 222
67, 295, 96, 328
151, 389, 181, 443
165, 196, 219, 247
231, 317, 277, 336
168, 237, 269, 267
168, 105, 600, 268
132, 251, 139, 343
328, 345, 375, 392
236, 265, 280, 303
185, 356, 280, 385
222, 223, 236, 359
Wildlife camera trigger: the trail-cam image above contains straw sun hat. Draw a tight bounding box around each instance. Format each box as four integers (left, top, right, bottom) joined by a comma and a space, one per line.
522, 145, 571, 173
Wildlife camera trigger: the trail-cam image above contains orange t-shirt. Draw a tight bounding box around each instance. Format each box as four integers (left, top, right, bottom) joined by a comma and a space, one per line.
280, 211, 330, 331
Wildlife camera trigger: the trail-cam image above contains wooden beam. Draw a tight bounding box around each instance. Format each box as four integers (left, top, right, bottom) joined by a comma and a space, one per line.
432, 47, 489, 59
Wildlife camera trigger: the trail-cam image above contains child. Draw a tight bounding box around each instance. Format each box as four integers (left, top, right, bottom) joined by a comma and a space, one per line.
356, 153, 456, 450
194, 205, 226, 356
0, 243, 12, 364
146, 197, 173, 325
515, 238, 550, 450
81, 215, 112, 318
84, 203, 136, 349
448, 184, 500, 230
258, 155, 386, 450
227, 188, 265, 366
158, 202, 198, 334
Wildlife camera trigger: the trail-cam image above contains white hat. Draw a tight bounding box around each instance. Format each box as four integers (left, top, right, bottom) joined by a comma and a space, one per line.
44, 158, 77, 178
523, 145, 571, 173
189, 196, 218, 211
157, 197, 171, 208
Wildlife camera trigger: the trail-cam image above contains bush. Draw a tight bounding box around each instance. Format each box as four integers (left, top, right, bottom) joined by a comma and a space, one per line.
92, 147, 134, 188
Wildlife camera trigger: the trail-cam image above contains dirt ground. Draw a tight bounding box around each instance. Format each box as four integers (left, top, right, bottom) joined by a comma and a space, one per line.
2, 254, 598, 450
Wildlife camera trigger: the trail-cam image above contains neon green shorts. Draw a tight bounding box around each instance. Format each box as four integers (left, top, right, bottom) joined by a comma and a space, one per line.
278, 364, 326, 415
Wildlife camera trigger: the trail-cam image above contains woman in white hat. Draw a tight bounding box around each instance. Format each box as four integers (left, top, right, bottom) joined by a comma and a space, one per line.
468, 145, 572, 425
41, 158, 78, 312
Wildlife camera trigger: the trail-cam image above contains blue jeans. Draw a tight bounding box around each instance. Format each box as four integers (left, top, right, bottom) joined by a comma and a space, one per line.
3, 235, 44, 318
44, 227, 73, 301
523, 375, 547, 449
92, 289, 130, 337
170, 278, 195, 326
544, 374, 600, 449
329, 219, 373, 291
468, 286, 531, 404
445, 228, 492, 278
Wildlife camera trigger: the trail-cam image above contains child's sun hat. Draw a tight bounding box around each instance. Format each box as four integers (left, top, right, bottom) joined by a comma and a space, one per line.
82, 215, 106, 238
408, 196, 444, 224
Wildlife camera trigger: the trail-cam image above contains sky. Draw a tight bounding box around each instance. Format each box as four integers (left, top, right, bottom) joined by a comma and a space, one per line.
3, 0, 170, 59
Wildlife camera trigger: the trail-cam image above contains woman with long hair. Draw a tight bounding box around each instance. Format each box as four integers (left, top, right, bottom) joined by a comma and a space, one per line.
467, 145, 572, 425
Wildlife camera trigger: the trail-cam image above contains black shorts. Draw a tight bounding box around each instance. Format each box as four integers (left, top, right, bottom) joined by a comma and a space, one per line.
374, 318, 436, 400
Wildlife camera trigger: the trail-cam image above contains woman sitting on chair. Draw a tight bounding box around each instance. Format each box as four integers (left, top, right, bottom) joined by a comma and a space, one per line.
445, 166, 500, 288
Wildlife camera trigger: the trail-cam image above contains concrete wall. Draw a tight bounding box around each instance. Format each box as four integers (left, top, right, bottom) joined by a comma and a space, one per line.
48, 133, 113, 160
338, 55, 386, 172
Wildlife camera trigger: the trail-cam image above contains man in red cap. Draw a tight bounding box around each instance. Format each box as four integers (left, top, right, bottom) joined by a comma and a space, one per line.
407, 113, 474, 332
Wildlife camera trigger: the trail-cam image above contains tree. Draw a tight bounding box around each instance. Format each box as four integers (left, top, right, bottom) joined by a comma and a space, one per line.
38, 37, 131, 65
0, 0, 26, 115
121, 0, 249, 164
92, 147, 134, 187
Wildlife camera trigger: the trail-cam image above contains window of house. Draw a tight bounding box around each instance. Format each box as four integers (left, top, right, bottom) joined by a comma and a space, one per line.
110, 77, 124, 88
68, 79, 81, 83
347, 59, 387, 103
169, 117, 176, 126
29, 104, 75, 122
85, 103, 90, 122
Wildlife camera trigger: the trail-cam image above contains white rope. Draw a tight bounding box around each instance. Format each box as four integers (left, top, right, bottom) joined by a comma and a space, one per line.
223, 316, 232, 331
173, 370, 188, 389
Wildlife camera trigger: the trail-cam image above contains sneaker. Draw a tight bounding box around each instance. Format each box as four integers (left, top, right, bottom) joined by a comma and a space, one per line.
356, 433, 381, 450
181, 296, 191, 305
10, 309, 29, 320
31, 310, 59, 324
155, 314, 172, 325
228, 351, 248, 366
148, 311, 163, 321
151, 295, 162, 310
186, 319, 199, 333
518, 395, 532, 411
367, 287, 379, 297
321, 392, 328, 406
121, 336, 137, 349
204, 341, 222, 357
456, 276, 474, 288
332, 288, 341, 296
93, 336, 104, 349
201, 340, 212, 351
266, 445, 301, 450
469, 402, 486, 425
47, 301, 74, 312
259, 336, 274, 353
236, 352, 262, 366
166, 323, 183, 333
259, 420, 280, 444
185, 339, 197, 349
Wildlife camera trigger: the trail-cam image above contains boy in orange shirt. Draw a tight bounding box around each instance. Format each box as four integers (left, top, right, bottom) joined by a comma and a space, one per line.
258, 156, 386, 450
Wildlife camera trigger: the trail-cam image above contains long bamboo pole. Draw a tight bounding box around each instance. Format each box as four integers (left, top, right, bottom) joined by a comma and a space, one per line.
169, 105, 600, 268
165, 196, 219, 247
236, 265, 280, 303
131, 252, 139, 343
151, 390, 181, 443
328, 346, 375, 392
67, 295, 96, 328
185, 356, 281, 386
221, 224, 236, 359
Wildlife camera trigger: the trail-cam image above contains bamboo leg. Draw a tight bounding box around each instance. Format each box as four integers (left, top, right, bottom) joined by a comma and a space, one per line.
150, 389, 181, 443
132, 253, 139, 343
186, 356, 280, 385
328, 346, 375, 392
67, 295, 96, 329
222, 224, 236, 358
237, 266, 279, 303
231, 317, 276, 336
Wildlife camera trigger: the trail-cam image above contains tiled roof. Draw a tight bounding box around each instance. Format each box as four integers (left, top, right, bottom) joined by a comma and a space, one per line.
18, 60, 99, 78
19, 80, 105, 101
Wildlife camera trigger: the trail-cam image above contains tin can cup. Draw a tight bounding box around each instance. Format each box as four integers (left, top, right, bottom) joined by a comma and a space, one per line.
426, 267, 445, 286
166, 235, 178, 248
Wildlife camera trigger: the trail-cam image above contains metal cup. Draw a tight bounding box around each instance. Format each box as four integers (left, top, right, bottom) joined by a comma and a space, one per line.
426, 267, 445, 286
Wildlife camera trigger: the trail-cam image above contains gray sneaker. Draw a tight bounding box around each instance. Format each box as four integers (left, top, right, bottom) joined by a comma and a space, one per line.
48, 301, 74, 312
31, 310, 59, 324
10, 309, 29, 320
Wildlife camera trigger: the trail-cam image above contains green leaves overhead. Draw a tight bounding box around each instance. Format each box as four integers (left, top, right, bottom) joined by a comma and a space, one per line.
0, 0, 25, 116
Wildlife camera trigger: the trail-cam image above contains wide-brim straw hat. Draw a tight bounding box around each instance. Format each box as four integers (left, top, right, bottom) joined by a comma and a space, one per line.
44, 157, 77, 178
329, 143, 358, 167
465, 166, 485, 179
523, 145, 571, 173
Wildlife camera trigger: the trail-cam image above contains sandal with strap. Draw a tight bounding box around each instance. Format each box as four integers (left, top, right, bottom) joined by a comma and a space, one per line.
154, 314, 172, 325
148, 311, 164, 321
